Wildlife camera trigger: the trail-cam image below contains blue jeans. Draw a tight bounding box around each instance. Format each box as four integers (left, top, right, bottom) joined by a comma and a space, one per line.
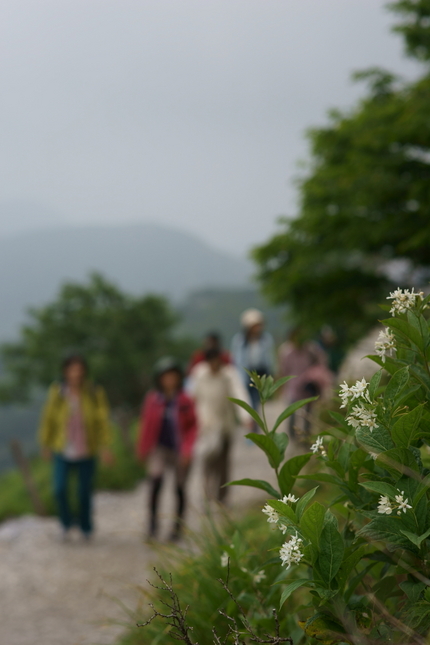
53, 454, 96, 534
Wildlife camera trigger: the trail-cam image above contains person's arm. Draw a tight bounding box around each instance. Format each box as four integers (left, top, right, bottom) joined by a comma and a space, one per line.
38, 384, 59, 457
180, 396, 198, 461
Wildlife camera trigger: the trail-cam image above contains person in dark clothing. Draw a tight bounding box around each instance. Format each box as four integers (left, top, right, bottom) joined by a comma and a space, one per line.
187, 332, 231, 375
136, 357, 198, 541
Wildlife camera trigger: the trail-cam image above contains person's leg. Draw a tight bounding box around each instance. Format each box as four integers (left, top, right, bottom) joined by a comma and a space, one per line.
218, 436, 231, 503
53, 454, 72, 533
77, 457, 96, 536
171, 456, 190, 540
147, 448, 166, 538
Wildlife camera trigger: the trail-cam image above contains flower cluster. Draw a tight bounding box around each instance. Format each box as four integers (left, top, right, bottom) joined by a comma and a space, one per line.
375, 328, 396, 363
377, 490, 412, 516
262, 494, 300, 534
346, 404, 378, 433
279, 534, 303, 568
262, 504, 279, 524
387, 288, 423, 316
339, 378, 371, 409
310, 436, 327, 457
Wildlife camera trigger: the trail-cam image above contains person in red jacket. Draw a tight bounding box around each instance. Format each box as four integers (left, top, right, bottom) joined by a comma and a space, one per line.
137, 357, 197, 541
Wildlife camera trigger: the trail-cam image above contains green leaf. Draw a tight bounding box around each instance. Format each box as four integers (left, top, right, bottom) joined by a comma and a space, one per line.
358, 516, 417, 552
267, 499, 297, 523
278, 454, 311, 495
382, 318, 424, 352
336, 545, 367, 591
296, 486, 318, 520
317, 523, 344, 583
272, 397, 318, 433
272, 431, 289, 460
300, 501, 325, 548
391, 406, 423, 448
329, 410, 350, 432
356, 424, 395, 453
407, 310, 430, 350
400, 527, 430, 548
376, 447, 420, 477
229, 398, 265, 432
279, 579, 313, 608
368, 369, 382, 400
267, 375, 296, 399
359, 480, 399, 499
226, 478, 280, 498
399, 580, 426, 604
383, 366, 410, 409
298, 473, 343, 485
245, 433, 282, 469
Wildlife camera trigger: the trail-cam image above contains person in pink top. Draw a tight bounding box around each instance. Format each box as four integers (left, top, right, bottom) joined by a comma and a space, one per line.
278, 328, 333, 439
137, 357, 197, 541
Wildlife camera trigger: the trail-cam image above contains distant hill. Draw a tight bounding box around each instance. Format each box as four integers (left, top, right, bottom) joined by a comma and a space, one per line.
0, 223, 251, 340
177, 287, 288, 347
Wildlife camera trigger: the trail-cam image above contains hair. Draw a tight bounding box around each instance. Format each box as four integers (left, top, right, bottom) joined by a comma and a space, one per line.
61, 354, 88, 377
205, 331, 221, 343
204, 347, 222, 362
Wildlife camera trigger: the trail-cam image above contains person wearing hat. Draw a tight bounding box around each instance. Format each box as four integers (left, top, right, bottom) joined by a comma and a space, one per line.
136, 357, 197, 541
230, 309, 275, 414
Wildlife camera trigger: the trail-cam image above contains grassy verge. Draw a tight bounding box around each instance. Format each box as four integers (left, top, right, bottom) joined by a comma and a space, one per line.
117, 509, 307, 645
0, 426, 145, 523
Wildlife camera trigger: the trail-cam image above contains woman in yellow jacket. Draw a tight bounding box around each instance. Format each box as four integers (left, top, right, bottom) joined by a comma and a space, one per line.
39, 355, 112, 540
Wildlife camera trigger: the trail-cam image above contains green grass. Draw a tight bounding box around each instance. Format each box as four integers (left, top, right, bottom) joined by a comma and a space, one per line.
117, 509, 307, 645
0, 425, 145, 523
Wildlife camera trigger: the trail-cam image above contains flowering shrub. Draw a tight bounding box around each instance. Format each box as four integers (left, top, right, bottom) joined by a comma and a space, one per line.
230, 288, 430, 643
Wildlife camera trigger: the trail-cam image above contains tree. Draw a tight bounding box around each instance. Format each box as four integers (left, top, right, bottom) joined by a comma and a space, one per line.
253, 2, 430, 348
0, 273, 194, 412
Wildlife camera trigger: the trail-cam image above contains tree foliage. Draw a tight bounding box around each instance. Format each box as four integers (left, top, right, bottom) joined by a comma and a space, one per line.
253, 2, 430, 347
0, 273, 194, 410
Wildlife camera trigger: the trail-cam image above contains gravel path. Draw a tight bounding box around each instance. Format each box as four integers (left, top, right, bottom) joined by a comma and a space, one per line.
0, 403, 287, 645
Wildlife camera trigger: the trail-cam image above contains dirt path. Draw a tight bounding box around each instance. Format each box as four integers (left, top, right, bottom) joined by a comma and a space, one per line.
0, 402, 290, 645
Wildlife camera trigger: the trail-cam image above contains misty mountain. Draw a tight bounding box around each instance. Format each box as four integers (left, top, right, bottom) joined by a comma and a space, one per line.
0, 223, 251, 340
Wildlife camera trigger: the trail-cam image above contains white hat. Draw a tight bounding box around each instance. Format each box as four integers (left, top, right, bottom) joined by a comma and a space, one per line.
240, 308, 264, 329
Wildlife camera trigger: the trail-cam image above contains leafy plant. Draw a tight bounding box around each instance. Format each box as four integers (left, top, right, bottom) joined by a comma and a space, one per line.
231, 287, 430, 643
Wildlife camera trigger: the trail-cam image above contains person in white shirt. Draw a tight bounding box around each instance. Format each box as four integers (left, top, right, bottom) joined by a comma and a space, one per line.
189, 348, 251, 502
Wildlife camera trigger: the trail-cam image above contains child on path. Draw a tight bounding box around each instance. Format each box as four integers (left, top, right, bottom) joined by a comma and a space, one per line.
38, 354, 112, 540
136, 357, 197, 541
189, 348, 251, 502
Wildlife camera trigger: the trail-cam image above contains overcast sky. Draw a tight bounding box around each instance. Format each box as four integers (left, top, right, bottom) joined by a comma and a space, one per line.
0, 0, 421, 255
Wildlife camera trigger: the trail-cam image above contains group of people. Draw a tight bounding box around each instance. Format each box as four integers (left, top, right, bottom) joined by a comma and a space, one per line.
38, 308, 336, 542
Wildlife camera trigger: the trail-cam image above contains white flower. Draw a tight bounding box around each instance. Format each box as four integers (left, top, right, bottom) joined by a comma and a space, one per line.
339, 379, 371, 408
375, 328, 396, 363
351, 378, 371, 402
347, 404, 378, 433
279, 534, 304, 569
387, 288, 424, 316
377, 496, 393, 515
262, 503, 279, 524
377, 490, 413, 516
339, 381, 352, 408
281, 494, 299, 504
221, 551, 229, 567
395, 491, 412, 515
253, 570, 266, 584
369, 452, 378, 460
278, 522, 288, 534
310, 435, 327, 457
